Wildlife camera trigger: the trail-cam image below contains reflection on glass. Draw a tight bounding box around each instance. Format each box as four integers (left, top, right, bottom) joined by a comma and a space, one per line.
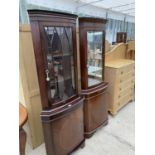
44, 26, 75, 103
87, 31, 103, 86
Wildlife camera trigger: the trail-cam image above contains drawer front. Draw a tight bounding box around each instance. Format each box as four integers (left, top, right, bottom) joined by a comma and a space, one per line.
117, 63, 135, 75
116, 92, 134, 110
117, 71, 135, 82
115, 77, 135, 98
117, 86, 134, 100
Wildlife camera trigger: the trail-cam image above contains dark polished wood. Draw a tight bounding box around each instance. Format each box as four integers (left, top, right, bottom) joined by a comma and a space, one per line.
82, 82, 108, 138
116, 32, 127, 43
28, 10, 79, 109
41, 97, 84, 155
19, 104, 28, 155
19, 129, 27, 155
79, 17, 108, 138
28, 10, 85, 155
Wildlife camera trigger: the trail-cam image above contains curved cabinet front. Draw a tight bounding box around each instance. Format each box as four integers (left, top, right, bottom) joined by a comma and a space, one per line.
82, 82, 108, 138
41, 96, 85, 155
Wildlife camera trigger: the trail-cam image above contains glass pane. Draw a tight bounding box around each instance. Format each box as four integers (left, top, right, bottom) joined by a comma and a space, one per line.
87, 31, 103, 87
44, 26, 75, 103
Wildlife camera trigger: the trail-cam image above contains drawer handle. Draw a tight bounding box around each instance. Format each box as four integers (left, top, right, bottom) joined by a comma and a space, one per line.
120, 80, 123, 83
121, 71, 124, 74
119, 88, 122, 91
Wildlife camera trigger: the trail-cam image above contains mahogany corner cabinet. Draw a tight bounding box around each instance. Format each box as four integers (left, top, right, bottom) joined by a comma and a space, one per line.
28, 10, 85, 155
79, 17, 109, 138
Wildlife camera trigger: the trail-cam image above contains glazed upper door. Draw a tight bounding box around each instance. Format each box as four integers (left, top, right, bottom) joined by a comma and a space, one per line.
87, 31, 104, 87
40, 24, 76, 104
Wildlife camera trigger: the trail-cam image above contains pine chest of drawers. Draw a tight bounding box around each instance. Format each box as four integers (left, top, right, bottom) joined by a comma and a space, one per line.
104, 59, 135, 115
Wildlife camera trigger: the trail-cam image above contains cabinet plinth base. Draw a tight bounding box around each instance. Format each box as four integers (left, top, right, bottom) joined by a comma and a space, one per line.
84, 119, 108, 138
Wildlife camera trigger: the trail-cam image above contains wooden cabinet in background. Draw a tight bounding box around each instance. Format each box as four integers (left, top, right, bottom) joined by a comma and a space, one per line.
116, 32, 127, 43
28, 10, 85, 155
79, 17, 108, 138
105, 59, 135, 115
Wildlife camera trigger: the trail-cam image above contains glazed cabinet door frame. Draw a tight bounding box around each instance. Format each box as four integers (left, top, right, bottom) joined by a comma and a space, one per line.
86, 29, 106, 88
28, 10, 79, 109
79, 18, 107, 89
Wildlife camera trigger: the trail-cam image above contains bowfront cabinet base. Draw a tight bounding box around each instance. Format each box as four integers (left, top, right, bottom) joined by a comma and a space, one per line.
41, 97, 85, 155
82, 82, 108, 138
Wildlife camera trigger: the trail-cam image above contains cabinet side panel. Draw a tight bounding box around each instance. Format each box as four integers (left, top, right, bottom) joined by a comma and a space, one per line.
104, 67, 117, 113
79, 29, 88, 89
105, 43, 126, 63
76, 23, 82, 93
19, 24, 44, 148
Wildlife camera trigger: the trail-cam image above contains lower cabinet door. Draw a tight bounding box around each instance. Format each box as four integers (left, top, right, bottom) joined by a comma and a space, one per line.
41, 98, 84, 155
84, 90, 108, 137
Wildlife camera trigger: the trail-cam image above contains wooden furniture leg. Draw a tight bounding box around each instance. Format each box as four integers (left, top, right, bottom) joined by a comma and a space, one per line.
19, 128, 27, 155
